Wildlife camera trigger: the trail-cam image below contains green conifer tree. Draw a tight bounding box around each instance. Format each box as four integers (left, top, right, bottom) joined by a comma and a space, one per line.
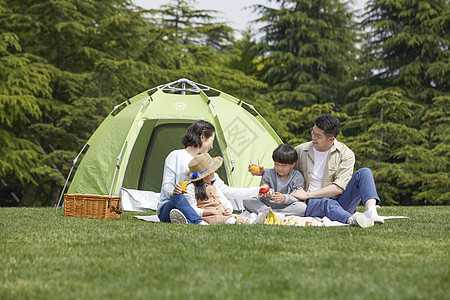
361, 0, 449, 104
142, 0, 265, 96
253, 0, 359, 110
348, 0, 450, 205
344, 90, 425, 205
227, 29, 261, 76
0, 0, 269, 206
0, 0, 153, 205
0, 2, 60, 205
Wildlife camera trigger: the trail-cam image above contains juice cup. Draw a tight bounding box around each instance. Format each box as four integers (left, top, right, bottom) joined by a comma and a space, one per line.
250, 165, 260, 173
250, 158, 260, 173
179, 181, 188, 192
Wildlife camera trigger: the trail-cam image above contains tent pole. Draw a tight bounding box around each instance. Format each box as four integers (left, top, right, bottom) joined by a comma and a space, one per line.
55, 143, 88, 210
108, 140, 128, 196
227, 147, 239, 188
155, 78, 216, 94
108, 100, 147, 196
108, 100, 127, 116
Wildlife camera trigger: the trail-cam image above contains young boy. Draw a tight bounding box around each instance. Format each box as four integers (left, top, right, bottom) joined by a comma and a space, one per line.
243, 144, 307, 218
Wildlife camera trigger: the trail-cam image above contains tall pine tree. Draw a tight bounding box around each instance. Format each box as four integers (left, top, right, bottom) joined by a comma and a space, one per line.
360, 0, 449, 104
1, 0, 152, 205
141, 0, 265, 96
343, 89, 427, 205
347, 0, 450, 205
0, 0, 269, 206
254, 0, 359, 110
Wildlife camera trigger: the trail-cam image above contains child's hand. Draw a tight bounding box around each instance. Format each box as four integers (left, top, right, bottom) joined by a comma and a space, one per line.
258, 188, 273, 198
173, 184, 185, 195
248, 164, 265, 176
272, 192, 285, 203
223, 208, 232, 216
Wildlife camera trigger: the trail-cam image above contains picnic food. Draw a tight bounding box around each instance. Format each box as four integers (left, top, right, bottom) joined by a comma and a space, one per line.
259, 184, 270, 194
264, 210, 281, 225
305, 221, 313, 226
281, 217, 299, 225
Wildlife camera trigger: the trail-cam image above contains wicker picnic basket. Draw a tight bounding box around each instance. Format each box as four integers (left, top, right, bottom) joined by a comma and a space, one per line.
64, 194, 122, 220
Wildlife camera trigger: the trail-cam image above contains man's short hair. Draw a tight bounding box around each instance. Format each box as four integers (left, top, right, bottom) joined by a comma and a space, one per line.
314, 114, 341, 138
272, 144, 298, 165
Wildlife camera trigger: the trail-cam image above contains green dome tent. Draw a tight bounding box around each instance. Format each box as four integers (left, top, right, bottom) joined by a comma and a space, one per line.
58, 78, 282, 210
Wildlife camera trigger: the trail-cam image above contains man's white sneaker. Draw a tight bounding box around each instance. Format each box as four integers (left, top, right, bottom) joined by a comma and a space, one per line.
169, 209, 187, 224
350, 213, 374, 228
365, 207, 384, 224
198, 220, 209, 225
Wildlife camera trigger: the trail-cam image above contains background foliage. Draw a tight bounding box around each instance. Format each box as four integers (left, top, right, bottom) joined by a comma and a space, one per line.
0, 0, 448, 206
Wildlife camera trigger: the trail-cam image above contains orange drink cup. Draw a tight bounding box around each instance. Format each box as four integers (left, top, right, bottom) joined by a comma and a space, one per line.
179, 181, 188, 192
250, 158, 260, 173
250, 165, 260, 173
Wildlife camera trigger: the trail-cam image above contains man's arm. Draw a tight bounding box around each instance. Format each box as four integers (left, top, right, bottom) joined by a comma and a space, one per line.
290, 184, 344, 200
332, 151, 355, 192
292, 142, 354, 200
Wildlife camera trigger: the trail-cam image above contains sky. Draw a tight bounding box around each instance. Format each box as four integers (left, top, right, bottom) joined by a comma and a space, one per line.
133, 0, 367, 33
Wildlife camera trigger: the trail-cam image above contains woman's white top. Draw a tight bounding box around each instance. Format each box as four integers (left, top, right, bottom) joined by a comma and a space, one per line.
157, 149, 193, 215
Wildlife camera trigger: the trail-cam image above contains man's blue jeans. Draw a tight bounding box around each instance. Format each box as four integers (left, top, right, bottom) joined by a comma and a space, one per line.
159, 194, 204, 224
305, 168, 381, 223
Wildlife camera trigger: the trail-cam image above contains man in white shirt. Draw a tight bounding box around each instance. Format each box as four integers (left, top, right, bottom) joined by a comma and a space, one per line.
290, 114, 384, 226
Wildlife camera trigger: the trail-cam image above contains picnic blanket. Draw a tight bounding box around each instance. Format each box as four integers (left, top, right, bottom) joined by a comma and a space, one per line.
121, 188, 244, 212
134, 212, 408, 227
120, 188, 159, 211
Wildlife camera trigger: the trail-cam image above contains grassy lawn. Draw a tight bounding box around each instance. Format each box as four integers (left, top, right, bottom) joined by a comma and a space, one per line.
0, 206, 448, 300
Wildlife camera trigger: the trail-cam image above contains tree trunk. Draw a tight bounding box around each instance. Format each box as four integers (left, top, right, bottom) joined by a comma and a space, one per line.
48, 183, 61, 207
20, 183, 38, 207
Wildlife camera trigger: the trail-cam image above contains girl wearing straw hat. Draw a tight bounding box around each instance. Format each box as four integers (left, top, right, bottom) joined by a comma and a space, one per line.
184, 153, 235, 224
185, 153, 264, 224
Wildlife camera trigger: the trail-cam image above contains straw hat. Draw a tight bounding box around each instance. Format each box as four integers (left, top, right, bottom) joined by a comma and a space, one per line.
188, 153, 223, 181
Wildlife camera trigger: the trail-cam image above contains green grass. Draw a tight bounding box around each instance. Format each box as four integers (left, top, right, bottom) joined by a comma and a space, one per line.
1, 206, 448, 300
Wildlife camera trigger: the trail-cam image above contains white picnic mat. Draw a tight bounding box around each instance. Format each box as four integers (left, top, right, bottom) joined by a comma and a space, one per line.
134, 213, 408, 226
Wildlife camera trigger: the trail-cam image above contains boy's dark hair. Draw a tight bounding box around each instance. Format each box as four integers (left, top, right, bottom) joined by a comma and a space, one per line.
182, 120, 215, 148
314, 114, 341, 138
272, 144, 298, 165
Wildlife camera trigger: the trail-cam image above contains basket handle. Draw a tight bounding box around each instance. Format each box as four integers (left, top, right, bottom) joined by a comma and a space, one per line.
108, 196, 123, 215
73, 197, 86, 206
